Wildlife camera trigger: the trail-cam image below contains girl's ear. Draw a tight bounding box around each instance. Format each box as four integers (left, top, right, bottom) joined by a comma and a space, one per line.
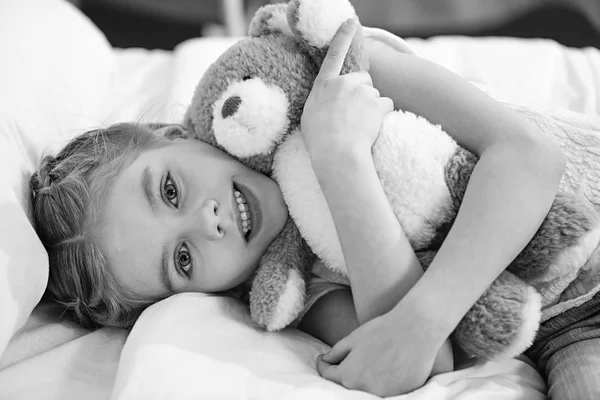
248, 3, 293, 38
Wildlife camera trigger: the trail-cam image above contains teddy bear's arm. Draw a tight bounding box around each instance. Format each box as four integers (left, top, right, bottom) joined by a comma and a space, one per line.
250, 218, 316, 330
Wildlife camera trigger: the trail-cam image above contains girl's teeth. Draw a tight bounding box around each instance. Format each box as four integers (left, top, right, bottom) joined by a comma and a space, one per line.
234, 189, 252, 235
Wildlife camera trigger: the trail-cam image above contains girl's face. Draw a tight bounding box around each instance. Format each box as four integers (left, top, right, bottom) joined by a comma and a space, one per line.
96, 126, 288, 300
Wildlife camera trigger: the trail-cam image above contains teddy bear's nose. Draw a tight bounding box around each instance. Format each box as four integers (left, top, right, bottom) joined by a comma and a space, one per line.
222, 96, 242, 118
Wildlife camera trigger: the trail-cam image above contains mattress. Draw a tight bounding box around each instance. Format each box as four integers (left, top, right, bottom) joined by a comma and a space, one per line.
2, 33, 600, 400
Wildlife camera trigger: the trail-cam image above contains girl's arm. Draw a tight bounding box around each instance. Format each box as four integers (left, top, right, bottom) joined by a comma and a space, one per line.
365, 41, 567, 343
308, 140, 454, 375
312, 146, 426, 325
314, 33, 566, 396
298, 22, 454, 374
299, 20, 426, 336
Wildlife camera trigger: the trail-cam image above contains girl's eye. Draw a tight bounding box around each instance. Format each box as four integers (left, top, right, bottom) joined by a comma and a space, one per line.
163, 173, 179, 207
176, 244, 193, 276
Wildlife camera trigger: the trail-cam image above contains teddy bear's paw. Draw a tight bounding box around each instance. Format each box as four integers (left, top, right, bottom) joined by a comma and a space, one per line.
249, 3, 293, 38
454, 272, 542, 360
250, 267, 307, 331
494, 286, 542, 360
508, 193, 600, 283
288, 0, 358, 48
266, 268, 307, 331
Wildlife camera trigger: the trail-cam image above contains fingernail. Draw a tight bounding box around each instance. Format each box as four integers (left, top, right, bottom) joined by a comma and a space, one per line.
346, 18, 357, 27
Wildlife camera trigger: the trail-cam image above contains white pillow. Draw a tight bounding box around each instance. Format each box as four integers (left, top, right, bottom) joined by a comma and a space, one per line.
0, 0, 116, 357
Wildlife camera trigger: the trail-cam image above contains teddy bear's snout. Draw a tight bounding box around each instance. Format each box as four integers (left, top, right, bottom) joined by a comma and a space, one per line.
212, 78, 290, 157
222, 96, 242, 119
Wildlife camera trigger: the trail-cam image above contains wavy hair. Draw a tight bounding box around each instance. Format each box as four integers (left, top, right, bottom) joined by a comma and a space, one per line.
30, 123, 183, 329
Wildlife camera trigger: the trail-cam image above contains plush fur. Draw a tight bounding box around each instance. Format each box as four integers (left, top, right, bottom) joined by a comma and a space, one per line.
212, 78, 290, 157
274, 130, 346, 272
186, 0, 600, 360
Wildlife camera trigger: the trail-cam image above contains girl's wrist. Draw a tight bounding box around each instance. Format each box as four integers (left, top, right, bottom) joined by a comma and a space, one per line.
388, 286, 451, 348
310, 142, 373, 187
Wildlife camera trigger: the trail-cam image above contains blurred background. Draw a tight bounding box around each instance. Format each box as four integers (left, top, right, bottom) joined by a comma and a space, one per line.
68, 0, 600, 50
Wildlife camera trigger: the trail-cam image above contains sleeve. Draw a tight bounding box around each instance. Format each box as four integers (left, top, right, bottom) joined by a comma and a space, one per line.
289, 272, 350, 328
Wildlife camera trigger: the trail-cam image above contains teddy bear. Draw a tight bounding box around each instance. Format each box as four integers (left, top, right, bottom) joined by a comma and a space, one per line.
185, 0, 600, 360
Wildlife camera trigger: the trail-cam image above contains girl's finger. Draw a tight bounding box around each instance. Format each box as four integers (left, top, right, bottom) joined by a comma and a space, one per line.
340, 71, 373, 87
316, 354, 344, 384
357, 71, 374, 87
380, 96, 394, 113
369, 87, 381, 98
322, 339, 352, 364
317, 19, 358, 80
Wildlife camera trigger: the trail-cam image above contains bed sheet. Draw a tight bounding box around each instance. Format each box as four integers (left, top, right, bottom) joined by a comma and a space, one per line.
408, 36, 600, 116
111, 294, 546, 400
0, 302, 126, 400
98, 35, 600, 128
2, 35, 600, 400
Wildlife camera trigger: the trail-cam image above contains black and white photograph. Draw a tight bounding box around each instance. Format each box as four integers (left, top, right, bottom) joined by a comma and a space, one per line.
1, 1, 600, 399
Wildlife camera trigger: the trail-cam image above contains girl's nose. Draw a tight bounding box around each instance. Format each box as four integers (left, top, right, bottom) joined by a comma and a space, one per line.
199, 198, 225, 240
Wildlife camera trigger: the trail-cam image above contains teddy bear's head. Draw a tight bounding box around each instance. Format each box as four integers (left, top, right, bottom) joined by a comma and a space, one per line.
185, 2, 367, 176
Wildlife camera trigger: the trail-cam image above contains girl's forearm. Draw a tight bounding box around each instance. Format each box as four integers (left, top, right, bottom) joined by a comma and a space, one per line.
367, 44, 564, 158
313, 147, 422, 324
313, 147, 454, 373
394, 142, 564, 341
366, 41, 566, 342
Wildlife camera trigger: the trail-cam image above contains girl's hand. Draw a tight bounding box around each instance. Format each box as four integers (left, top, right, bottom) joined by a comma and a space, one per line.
316, 301, 443, 397
301, 19, 393, 166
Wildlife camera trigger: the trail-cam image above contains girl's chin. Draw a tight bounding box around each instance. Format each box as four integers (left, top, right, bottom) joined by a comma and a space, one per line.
238, 267, 258, 288
261, 218, 285, 248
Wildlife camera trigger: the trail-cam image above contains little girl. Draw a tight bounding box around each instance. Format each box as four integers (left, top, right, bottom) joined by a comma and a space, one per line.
30, 22, 594, 399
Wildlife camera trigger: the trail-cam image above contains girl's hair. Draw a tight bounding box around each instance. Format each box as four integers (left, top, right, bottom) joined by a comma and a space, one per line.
30, 123, 184, 329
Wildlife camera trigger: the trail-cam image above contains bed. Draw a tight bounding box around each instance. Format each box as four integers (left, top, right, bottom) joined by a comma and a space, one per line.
1, 0, 599, 399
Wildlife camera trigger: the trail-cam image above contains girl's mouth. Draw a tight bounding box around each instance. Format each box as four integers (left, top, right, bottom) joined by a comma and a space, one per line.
234, 187, 252, 239
233, 182, 262, 243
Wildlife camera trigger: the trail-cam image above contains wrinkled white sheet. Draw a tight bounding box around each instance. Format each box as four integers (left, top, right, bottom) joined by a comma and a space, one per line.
0, 303, 126, 400
111, 294, 546, 400
2, 35, 600, 400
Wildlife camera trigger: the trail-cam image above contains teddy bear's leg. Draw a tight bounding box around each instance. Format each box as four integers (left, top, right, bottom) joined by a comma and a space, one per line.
454, 271, 542, 360
287, 0, 368, 73
249, 218, 316, 331
508, 192, 600, 283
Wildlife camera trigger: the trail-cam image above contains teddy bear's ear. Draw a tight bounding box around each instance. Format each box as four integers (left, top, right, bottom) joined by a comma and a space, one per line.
248, 3, 294, 38
285, 0, 368, 74
287, 0, 359, 49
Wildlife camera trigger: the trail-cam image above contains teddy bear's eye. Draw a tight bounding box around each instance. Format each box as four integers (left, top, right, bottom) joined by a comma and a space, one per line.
242, 75, 252, 81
